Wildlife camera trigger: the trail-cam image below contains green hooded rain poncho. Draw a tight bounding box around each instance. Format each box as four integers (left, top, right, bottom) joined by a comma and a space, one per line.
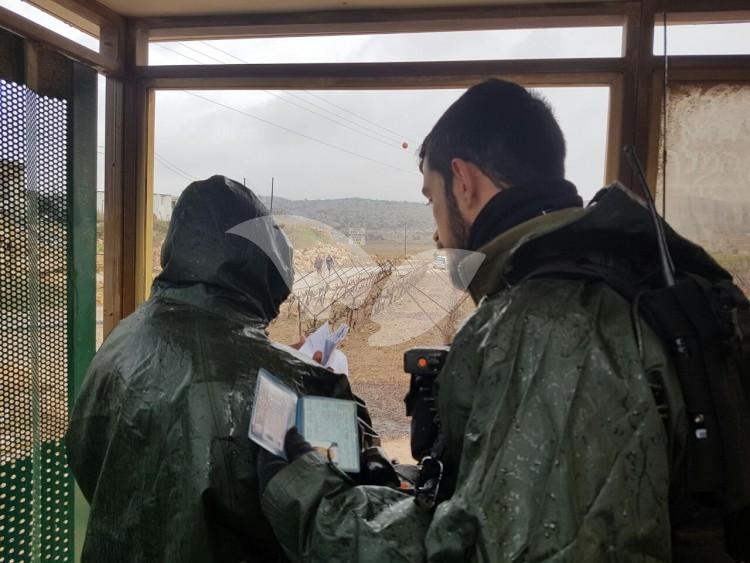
258, 184, 725, 563
66, 176, 367, 563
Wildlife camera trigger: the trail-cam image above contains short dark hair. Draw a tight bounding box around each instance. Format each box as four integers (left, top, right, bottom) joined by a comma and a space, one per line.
419, 79, 566, 190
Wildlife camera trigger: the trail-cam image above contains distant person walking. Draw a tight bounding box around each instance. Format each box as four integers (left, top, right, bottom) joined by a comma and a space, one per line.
326, 254, 334, 273
314, 255, 323, 275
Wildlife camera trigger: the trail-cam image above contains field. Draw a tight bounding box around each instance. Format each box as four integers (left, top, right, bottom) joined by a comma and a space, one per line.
363, 240, 435, 259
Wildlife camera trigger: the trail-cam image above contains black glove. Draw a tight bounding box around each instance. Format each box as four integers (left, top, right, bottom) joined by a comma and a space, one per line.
257, 427, 314, 495
284, 427, 315, 460
356, 447, 400, 488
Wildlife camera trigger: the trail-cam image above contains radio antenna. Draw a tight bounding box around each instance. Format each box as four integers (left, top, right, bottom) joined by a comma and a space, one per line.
624, 145, 676, 288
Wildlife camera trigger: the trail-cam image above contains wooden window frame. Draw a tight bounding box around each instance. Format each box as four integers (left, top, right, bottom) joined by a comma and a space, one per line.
0, 0, 124, 73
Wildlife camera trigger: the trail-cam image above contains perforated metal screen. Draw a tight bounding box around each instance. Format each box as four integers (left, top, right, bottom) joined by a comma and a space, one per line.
1, 79, 73, 562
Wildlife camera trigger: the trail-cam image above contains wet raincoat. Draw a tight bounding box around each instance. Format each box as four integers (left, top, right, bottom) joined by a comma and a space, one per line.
261, 184, 704, 562
67, 176, 364, 563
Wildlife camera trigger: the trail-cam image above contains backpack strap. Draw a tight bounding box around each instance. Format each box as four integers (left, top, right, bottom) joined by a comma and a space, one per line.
640, 280, 724, 500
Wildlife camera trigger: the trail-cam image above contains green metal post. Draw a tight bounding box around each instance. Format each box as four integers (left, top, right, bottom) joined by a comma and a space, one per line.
67, 61, 97, 563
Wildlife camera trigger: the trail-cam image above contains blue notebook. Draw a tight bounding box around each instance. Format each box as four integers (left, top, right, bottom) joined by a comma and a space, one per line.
249, 369, 360, 473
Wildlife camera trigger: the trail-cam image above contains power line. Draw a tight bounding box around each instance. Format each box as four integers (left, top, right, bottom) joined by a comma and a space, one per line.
185, 91, 416, 175
152, 43, 417, 174
177, 41, 226, 64
99, 146, 265, 191
182, 41, 406, 148
194, 40, 413, 143
303, 91, 417, 144
98, 144, 199, 182
154, 43, 204, 64
162, 40, 417, 144
274, 90, 403, 145
197, 40, 247, 64
157, 41, 412, 152
157, 160, 193, 182
154, 154, 197, 182
261, 90, 404, 149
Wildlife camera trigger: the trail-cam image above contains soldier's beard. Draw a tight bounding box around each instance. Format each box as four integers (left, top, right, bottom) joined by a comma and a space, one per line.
445, 189, 471, 250
442, 190, 476, 290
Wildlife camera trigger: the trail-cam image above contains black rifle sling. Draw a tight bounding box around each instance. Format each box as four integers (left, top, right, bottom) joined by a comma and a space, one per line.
639, 280, 723, 499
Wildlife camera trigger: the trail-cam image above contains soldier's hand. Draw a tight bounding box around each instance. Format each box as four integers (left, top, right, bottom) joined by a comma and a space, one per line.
256, 428, 314, 495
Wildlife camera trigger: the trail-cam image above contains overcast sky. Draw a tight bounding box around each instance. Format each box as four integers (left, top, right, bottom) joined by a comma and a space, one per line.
147, 86, 609, 202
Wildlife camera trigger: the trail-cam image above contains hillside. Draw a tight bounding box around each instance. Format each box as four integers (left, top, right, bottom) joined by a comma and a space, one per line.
258, 196, 434, 241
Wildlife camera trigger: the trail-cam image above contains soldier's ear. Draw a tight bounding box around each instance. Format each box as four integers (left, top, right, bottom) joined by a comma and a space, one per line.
451, 159, 502, 223
450, 158, 474, 205
451, 158, 486, 217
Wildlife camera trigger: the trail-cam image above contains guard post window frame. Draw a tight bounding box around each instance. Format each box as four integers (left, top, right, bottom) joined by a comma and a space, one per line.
127, 2, 636, 328
0, 4, 747, 563
118, 0, 750, 336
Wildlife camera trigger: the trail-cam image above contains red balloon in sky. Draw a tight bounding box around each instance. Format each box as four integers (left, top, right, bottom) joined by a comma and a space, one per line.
402, 142, 409, 149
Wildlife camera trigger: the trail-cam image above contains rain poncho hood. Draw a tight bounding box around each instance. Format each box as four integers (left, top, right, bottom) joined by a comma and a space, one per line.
260, 183, 689, 562
67, 176, 364, 563
155, 175, 294, 322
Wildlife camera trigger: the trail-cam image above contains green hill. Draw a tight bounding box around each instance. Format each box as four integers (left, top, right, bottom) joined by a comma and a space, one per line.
258, 196, 434, 241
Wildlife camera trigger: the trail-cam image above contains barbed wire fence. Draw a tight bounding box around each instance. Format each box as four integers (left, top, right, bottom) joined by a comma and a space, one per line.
283, 251, 471, 344
284, 256, 395, 337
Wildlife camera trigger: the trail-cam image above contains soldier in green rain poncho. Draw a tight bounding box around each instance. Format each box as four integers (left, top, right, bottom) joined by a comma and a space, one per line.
256, 81, 738, 562
66, 176, 372, 563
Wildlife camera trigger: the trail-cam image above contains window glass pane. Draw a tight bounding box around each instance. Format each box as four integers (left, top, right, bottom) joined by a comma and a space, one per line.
153, 87, 608, 213
657, 81, 750, 291
0, 0, 99, 52
154, 89, 448, 451
149, 26, 623, 65
152, 86, 610, 452
654, 22, 750, 55
95, 75, 105, 350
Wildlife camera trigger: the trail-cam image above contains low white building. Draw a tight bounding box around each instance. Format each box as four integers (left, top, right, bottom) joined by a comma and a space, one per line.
153, 193, 178, 221
347, 226, 366, 246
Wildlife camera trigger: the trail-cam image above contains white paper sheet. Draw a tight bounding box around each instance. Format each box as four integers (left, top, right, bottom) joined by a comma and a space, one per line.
325, 349, 349, 376
299, 323, 350, 375
299, 323, 330, 358
248, 369, 298, 458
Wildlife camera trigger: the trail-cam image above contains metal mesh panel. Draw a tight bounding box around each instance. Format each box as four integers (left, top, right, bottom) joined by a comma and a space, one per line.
1, 79, 72, 562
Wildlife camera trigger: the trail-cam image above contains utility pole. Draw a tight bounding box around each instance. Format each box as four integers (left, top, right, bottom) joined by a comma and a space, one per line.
243, 177, 246, 186
271, 176, 280, 215
404, 223, 407, 257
